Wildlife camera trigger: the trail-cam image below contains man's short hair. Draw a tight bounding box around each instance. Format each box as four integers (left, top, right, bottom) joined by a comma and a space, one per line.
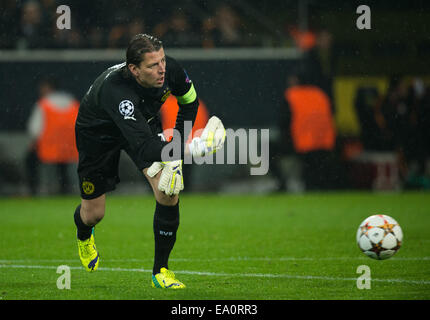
126, 34, 163, 67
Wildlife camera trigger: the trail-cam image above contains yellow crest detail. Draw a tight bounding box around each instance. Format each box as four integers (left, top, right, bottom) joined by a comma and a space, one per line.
82, 181, 95, 195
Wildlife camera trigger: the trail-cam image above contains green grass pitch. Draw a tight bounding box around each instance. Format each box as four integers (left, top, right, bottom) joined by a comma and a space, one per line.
0, 192, 429, 300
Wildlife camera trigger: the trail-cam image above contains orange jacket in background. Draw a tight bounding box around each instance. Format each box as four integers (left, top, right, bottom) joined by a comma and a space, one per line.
288, 26, 316, 51
285, 86, 336, 153
160, 95, 209, 143
37, 97, 79, 163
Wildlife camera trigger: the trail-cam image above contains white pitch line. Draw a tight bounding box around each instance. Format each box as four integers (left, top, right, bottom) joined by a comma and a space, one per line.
0, 256, 429, 263
0, 264, 429, 286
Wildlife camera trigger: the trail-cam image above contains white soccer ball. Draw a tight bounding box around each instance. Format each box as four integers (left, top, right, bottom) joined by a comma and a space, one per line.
356, 214, 403, 260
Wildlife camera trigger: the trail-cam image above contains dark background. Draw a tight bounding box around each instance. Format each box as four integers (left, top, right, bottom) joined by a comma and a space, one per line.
1, 0, 429, 130
0, 0, 429, 193
0, 59, 297, 130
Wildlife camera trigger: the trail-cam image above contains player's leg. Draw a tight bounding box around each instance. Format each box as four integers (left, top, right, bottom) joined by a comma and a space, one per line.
143, 167, 179, 272
74, 168, 120, 273
73, 194, 105, 272
122, 119, 185, 288
143, 168, 185, 289
75, 194, 106, 239
74, 145, 121, 272
24, 146, 40, 196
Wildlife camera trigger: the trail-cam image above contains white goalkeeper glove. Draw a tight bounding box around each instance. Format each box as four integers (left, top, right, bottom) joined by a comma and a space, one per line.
147, 160, 184, 196
147, 161, 164, 178
188, 116, 226, 157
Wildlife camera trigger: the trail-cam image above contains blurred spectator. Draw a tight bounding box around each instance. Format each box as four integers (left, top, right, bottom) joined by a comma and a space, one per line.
287, 25, 316, 51
107, 11, 132, 48
0, 0, 20, 48
377, 76, 409, 151
214, 4, 244, 47
17, 0, 51, 49
107, 23, 129, 48
153, 11, 200, 48
86, 26, 106, 48
51, 22, 84, 49
402, 78, 430, 188
2, 1, 274, 49
354, 86, 384, 150
201, 16, 218, 48
303, 29, 337, 105
107, 16, 145, 48
25, 77, 79, 195
415, 84, 430, 187
201, 4, 247, 48
0, 145, 23, 191
128, 18, 146, 40
375, 75, 430, 189
39, 0, 57, 21
270, 69, 337, 191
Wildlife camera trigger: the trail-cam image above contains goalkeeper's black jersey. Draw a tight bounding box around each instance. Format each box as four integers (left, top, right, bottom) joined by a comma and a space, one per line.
75, 56, 198, 162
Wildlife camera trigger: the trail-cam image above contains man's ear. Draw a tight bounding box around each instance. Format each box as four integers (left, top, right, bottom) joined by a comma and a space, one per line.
128, 64, 139, 78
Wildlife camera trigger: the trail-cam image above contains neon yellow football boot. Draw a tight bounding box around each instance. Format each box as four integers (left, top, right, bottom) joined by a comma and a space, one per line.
77, 230, 99, 272
151, 268, 186, 289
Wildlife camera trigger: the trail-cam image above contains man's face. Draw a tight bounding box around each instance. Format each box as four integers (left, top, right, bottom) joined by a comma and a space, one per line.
131, 48, 166, 88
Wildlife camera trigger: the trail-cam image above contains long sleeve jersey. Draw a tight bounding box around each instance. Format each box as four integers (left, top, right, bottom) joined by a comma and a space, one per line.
75, 56, 199, 162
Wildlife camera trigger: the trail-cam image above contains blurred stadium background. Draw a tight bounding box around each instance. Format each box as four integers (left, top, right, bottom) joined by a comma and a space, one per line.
1, 0, 430, 302
0, 0, 430, 196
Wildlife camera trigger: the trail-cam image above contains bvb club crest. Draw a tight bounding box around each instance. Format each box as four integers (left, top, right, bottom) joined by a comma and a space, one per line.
82, 181, 95, 195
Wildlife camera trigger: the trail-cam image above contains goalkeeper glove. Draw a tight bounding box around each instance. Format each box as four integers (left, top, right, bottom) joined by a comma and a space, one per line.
188, 116, 226, 157
147, 161, 164, 178
147, 160, 184, 196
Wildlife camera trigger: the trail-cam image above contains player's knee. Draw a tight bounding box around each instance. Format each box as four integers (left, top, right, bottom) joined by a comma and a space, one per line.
156, 192, 179, 206
85, 210, 105, 225
81, 207, 105, 225
81, 196, 106, 226
145, 170, 180, 206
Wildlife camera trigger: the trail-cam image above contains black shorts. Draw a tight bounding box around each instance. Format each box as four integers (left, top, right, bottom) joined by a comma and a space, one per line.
76, 119, 163, 200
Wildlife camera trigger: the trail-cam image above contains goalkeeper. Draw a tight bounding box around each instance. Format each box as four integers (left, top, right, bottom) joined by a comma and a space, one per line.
73, 34, 225, 289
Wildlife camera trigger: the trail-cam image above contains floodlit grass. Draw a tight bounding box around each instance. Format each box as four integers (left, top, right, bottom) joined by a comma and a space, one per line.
0, 192, 429, 300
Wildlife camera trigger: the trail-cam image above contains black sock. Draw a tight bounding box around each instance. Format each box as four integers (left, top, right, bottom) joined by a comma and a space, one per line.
153, 201, 179, 275
74, 204, 93, 240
